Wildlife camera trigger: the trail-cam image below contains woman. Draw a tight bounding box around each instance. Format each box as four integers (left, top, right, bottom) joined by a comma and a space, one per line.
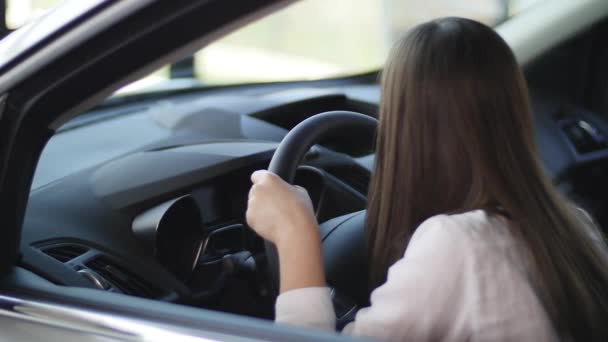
246, 17, 608, 341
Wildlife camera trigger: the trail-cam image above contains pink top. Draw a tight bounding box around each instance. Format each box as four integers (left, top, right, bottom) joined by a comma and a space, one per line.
275, 210, 557, 341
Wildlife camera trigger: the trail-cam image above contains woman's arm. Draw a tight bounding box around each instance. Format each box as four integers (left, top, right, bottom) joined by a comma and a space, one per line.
276, 225, 326, 293
246, 170, 327, 293
246, 170, 471, 340
274, 214, 473, 340
246, 170, 336, 330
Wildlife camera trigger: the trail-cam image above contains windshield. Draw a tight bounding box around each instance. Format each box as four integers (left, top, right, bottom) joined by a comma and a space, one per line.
27, 0, 543, 188
116, 0, 544, 94
3, 0, 545, 93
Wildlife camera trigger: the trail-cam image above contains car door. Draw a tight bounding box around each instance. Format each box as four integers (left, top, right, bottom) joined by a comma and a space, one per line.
0, 0, 367, 340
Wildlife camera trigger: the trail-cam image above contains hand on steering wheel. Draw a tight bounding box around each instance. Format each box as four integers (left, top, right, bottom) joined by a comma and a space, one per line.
247, 111, 377, 299
247, 170, 327, 293
246, 170, 316, 246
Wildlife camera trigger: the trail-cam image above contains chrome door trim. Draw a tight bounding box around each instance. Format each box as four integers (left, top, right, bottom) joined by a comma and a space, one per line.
0, 294, 242, 341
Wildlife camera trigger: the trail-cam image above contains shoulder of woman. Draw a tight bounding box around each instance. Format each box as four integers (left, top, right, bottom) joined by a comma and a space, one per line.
405, 209, 499, 260
411, 209, 490, 240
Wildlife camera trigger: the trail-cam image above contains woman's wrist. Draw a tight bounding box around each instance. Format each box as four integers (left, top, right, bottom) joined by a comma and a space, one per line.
274, 216, 318, 246
276, 222, 326, 293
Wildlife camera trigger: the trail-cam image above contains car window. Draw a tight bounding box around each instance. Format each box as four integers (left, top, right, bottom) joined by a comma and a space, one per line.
6, 0, 59, 28
2, 0, 546, 95
0, 0, 107, 72
23, 0, 544, 188
115, 0, 545, 94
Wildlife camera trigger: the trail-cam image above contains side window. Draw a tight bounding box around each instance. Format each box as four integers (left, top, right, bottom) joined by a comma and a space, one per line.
1, 0, 546, 96
6, 0, 59, 29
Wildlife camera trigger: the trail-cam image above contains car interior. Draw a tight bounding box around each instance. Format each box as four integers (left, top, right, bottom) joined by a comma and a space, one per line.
3, 0, 608, 337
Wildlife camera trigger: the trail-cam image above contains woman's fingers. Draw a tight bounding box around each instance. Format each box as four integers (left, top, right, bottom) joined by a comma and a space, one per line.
294, 185, 309, 196
248, 183, 256, 199
251, 169, 275, 184
247, 169, 317, 244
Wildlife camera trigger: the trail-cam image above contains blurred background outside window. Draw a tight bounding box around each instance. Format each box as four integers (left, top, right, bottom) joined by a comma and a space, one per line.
4, 0, 544, 95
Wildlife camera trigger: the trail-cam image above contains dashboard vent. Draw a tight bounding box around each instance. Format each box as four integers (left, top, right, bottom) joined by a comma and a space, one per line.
86, 256, 162, 299
41, 244, 89, 263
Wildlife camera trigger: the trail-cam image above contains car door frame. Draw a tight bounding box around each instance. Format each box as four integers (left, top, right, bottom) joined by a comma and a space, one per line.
0, 0, 365, 340
0, 0, 292, 274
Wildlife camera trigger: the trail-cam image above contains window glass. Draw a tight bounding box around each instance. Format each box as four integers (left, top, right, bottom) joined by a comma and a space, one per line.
4, 0, 545, 93
190, 0, 544, 86
6, 0, 59, 29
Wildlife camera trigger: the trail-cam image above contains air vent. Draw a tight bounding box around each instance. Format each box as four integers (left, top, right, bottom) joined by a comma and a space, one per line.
560, 119, 608, 154
41, 244, 89, 263
86, 256, 162, 299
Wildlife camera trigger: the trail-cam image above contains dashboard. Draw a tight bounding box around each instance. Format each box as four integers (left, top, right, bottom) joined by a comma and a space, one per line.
20, 82, 608, 317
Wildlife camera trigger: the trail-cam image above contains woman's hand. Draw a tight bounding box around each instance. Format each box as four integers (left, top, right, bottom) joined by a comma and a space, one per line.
246, 170, 325, 293
246, 170, 318, 246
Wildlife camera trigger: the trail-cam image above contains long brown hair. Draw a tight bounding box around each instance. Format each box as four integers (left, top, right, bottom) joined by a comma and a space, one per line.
366, 17, 608, 340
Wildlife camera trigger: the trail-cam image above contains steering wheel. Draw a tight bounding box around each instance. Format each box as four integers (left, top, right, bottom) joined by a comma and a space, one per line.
266, 111, 377, 306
